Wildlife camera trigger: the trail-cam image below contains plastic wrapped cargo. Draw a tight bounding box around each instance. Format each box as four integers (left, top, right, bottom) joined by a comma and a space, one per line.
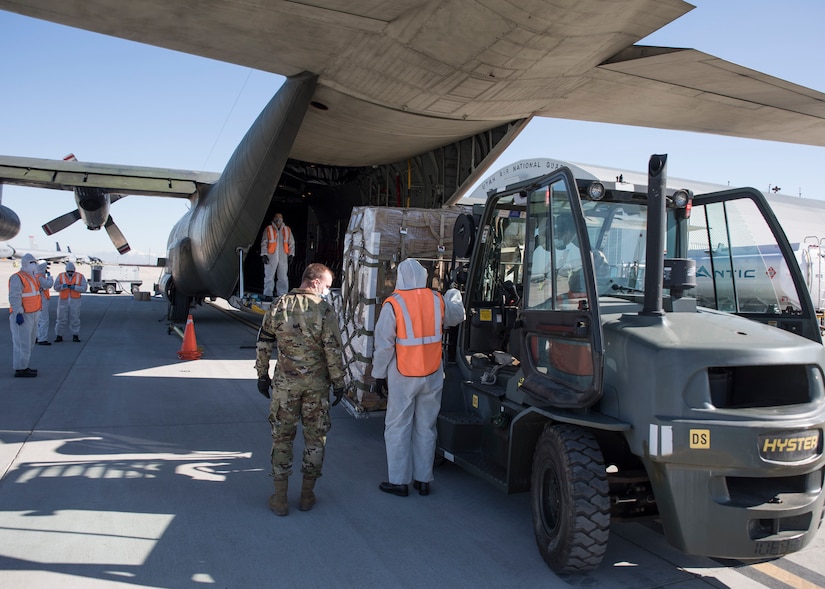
338, 206, 466, 415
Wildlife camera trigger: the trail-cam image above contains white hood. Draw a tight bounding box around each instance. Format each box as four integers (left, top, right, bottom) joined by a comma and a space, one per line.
396, 258, 427, 290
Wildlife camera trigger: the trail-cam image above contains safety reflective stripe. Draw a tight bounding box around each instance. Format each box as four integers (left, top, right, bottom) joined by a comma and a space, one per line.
387, 289, 444, 376
58, 272, 82, 299
266, 225, 291, 255
391, 292, 443, 345
9, 271, 42, 314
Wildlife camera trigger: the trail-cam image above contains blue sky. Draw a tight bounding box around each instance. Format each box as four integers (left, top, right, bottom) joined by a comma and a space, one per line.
1, 1, 824, 263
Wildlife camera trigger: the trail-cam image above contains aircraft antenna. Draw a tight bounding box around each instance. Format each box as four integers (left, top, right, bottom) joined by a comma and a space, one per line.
201, 68, 253, 170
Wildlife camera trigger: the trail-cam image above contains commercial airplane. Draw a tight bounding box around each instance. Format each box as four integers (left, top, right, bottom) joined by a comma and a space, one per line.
0, 238, 99, 265
1, 1, 825, 321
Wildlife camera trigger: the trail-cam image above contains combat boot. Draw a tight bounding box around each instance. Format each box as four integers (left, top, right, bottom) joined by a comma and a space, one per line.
268, 479, 289, 516
299, 477, 317, 511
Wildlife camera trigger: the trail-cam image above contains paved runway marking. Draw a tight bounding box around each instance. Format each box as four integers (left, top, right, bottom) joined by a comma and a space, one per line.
751, 561, 825, 589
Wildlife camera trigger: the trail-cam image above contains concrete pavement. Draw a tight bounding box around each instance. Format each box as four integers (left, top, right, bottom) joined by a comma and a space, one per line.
1, 259, 823, 588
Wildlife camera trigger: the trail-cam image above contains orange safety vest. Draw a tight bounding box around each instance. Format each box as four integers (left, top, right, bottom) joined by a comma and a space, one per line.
385, 288, 445, 377
9, 271, 43, 314
58, 272, 82, 300
266, 224, 291, 255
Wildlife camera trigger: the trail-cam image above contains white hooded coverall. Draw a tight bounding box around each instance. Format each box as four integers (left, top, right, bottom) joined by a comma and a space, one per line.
372, 258, 465, 485
8, 253, 41, 370
36, 261, 54, 342
260, 221, 295, 297
54, 261, 88, 338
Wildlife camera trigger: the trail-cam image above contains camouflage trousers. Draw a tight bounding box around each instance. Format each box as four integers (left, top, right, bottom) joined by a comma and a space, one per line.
269, 380, 332, 480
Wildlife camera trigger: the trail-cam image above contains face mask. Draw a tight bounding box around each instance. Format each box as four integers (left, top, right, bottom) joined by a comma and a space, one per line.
554, 238, 567, 250
28, 263, 37, 273
67, 271, 74, 277
274, 219, 283, 227
322, 287, 330, 298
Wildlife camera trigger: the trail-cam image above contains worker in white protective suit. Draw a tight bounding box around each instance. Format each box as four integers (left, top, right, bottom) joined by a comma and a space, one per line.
35, 261, 54, 345
53, 261, 88, 343
372, 258, 465, 497
260, 212, 295, 301
8, 253, 42, 377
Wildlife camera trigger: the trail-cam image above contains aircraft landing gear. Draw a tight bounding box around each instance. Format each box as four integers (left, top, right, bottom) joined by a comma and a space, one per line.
167, 285, 192, 323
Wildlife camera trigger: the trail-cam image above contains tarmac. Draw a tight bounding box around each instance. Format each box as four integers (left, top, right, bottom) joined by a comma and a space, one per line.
1, 259, 824, 589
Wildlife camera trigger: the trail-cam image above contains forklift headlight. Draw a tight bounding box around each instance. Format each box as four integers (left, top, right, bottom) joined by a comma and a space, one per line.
672, 189, 691, 208
586, 181, 605, 200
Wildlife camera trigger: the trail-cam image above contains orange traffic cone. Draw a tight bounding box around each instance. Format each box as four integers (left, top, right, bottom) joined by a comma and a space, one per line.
177, 314, 202, 360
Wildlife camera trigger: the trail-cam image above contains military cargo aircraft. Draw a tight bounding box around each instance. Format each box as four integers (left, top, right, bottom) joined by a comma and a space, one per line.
1, 1, 825, 321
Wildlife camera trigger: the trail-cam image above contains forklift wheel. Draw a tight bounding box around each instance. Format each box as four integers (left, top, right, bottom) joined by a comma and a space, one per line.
530, 423, 610, 573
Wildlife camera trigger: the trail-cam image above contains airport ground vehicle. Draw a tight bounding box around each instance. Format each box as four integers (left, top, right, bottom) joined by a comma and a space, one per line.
425, 155, 825, 572
337, 155, 825, 572
88, 264, 142, 294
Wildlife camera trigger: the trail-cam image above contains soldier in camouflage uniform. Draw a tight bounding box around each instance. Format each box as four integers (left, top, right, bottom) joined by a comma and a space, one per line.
255, 262, 346, 516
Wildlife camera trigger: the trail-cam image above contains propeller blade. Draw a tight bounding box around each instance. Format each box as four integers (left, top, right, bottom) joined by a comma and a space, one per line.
104, 216, 131, 254
42, 209, 81, 235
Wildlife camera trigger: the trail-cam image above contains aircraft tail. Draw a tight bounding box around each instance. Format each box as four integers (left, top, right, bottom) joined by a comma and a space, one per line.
169, 72, 318, 296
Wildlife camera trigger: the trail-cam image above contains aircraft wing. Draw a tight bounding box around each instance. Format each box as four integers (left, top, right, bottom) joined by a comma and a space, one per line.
0, 155, 220, 198
2, 0, 825, 165
544, 46, 825, 143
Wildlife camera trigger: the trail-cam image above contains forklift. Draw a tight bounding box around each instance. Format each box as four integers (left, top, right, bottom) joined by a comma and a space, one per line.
439, 154, 825, 572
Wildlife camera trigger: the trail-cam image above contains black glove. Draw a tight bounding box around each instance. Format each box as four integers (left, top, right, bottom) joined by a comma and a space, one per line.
257, 375, 271, 398
288, 254, 294, 265
373, 378, 388, 399
331, 387, 345, 406
261, 256, 269, 265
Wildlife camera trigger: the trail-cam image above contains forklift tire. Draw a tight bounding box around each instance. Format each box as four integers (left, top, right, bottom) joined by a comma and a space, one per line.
530, 423, 609, 573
